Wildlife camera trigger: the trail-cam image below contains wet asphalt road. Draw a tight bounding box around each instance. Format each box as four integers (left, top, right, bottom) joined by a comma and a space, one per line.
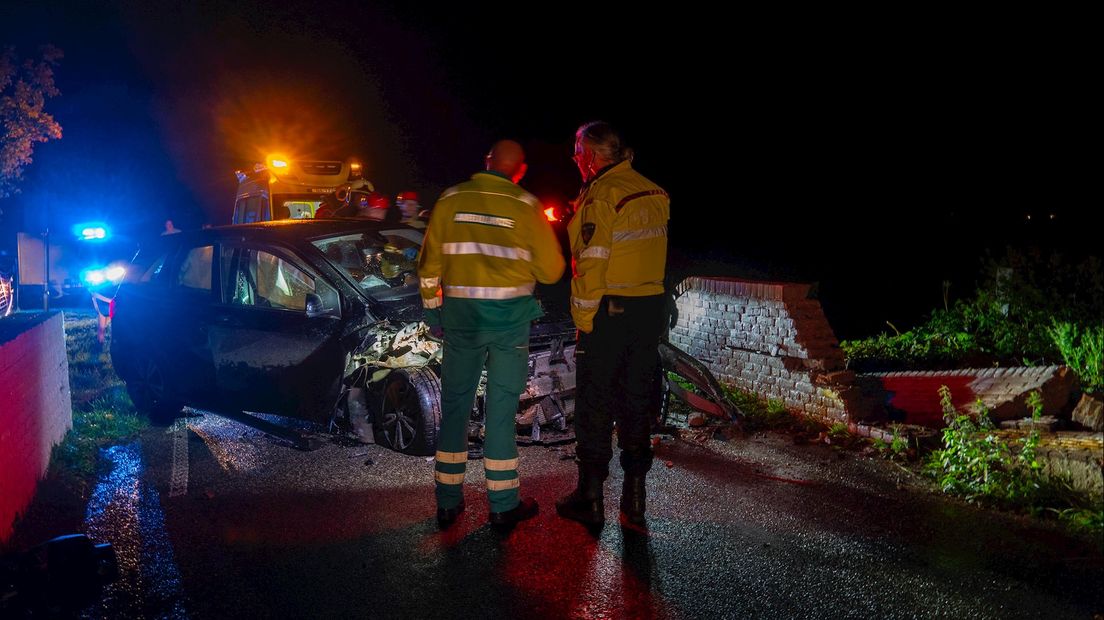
76, 412, 1102, 619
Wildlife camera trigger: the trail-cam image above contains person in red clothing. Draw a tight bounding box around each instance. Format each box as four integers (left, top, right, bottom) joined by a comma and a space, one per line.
354, 192, 391, 221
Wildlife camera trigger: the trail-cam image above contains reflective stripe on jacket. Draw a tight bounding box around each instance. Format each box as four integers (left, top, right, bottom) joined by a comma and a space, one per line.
418, 171, 565, 330
567, 160, 669, 333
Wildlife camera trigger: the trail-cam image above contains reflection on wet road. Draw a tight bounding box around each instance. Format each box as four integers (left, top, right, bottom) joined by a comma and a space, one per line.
185, 414, 270, 474
83, 442, 187, 618
72, 414, 1102, 619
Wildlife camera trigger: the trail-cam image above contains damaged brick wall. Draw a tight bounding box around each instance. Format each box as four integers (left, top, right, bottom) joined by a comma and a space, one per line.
668, 277, 872, 423
868, 366, 1076, 428
0, 312, 73, 542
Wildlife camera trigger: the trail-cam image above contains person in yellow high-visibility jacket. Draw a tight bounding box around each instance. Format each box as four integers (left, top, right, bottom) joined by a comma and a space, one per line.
418, 139, 565, 531
557, 121, 670, 531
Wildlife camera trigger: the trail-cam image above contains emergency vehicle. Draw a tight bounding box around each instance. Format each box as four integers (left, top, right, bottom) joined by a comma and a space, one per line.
232, 155, 373, 224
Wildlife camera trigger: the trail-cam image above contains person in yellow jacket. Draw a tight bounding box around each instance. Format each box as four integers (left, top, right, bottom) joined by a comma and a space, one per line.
556, 121, 670, 531
418, 139, 565, 531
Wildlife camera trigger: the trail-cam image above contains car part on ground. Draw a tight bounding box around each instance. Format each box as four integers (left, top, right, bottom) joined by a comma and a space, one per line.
658, 339, 745, 426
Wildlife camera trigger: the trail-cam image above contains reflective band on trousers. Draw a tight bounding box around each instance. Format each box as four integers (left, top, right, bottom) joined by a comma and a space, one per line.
442, 242, 531, 262
434, 471, 465, 485
422, 296, 442, 309
578, 246, 610, 259
486, 478, 520, 491
453, 211, 517, 228
444, 283, 534, 300
484, 457, 518, 471
572, 296, 600, 309
420, 277, 440, 289
612, 226, 667, 242
436, 450, 467, 464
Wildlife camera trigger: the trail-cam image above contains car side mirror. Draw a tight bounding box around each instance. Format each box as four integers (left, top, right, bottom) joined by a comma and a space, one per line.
305, 293, 339, 319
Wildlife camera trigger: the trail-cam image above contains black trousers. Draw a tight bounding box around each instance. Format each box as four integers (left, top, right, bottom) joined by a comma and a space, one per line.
574, 293, 666, 478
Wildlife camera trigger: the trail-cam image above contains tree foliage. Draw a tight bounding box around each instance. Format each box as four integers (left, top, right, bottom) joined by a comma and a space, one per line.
842, 249, 1104, 370
1, 45, 63, 199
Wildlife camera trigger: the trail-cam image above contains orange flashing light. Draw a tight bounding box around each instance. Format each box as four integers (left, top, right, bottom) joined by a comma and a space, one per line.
543, 206, 559, 222
266, 153, 291, 172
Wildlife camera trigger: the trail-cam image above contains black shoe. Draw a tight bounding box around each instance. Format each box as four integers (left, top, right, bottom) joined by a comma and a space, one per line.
556, 465, 606, 531
620, 474, 646, 526
437, 499, 465, 530
489, 497, 539, 531
556, 489, 605, 530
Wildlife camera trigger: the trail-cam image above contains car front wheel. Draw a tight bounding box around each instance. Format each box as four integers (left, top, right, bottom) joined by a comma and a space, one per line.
372, 368, 441, 456
126, 354, 181, 425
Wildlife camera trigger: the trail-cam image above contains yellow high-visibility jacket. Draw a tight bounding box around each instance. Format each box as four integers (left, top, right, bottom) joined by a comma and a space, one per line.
418, 171, 565, 330
568, 160, 669, 333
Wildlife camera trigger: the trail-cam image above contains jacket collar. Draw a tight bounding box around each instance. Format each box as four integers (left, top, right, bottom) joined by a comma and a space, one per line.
473, 170, 514, 183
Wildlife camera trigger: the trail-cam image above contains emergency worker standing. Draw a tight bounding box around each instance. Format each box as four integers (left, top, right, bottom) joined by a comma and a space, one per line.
418, 140, 565, 531
557, 121, 670, 530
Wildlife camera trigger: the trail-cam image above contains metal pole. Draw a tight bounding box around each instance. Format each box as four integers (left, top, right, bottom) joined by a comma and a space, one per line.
43, 228, 49, 311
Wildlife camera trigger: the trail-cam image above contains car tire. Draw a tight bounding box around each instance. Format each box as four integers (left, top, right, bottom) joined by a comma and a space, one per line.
125, 353, 181, 425
372, 367, 441, 456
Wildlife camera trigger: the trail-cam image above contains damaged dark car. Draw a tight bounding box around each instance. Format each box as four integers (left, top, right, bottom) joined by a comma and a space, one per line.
110, 219, 577, 455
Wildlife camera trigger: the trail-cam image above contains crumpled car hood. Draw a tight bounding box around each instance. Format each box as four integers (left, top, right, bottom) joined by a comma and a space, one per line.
351, 320, 442, 372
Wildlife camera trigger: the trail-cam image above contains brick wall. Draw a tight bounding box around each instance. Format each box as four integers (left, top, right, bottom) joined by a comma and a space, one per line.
867, 366, 1075, 427
0, 312, 73, 542
668, 277, 875, 423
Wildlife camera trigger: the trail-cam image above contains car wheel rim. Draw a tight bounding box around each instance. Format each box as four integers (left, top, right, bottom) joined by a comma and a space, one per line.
382, 379, 417, 450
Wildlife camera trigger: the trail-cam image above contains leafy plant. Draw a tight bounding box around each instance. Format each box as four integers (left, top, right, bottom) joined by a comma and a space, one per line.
1048, 320, 1104, 392
871, 423, 912, 461
1, 45, 64, 197
890, 430, 908, 456
828, 422, 850, 440
869, 421, 905, 456
1054, 506, 1104, 533
924, 386, 1044, 505
710, 382, 795, 432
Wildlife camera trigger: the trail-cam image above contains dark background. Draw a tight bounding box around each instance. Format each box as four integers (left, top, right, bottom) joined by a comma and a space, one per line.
1, 1, 1095, 338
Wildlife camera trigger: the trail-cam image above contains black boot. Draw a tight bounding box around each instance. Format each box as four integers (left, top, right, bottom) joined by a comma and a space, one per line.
556, 465, 605, 530
620, 473, 647, 526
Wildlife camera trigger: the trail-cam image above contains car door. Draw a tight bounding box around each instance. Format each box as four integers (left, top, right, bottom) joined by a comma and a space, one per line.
132, 240, 219, 406
208, 242, 346, 419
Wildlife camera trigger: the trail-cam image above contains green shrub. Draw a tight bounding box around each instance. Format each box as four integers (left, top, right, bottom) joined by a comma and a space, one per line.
1048, 321, 1104, 392
844, 250, 1103, 370
924, 386, 1044, 505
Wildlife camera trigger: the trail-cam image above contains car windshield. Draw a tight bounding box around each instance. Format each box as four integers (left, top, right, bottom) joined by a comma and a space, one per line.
312, 228, 423, 321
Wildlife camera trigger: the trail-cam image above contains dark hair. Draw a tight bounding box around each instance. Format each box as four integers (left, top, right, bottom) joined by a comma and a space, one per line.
576, 121, 634, 163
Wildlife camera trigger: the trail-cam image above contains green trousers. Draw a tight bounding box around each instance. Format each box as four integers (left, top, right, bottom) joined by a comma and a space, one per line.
434, 322, 529, 513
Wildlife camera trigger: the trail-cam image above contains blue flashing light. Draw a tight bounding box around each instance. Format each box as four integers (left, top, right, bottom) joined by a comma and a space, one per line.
82, 268, 107, 286
82, 264, 127, 287
74, 221, 111, 242
105, 265, 127, 282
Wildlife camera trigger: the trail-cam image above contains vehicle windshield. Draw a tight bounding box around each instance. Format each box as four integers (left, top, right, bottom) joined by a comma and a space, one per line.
312, 228, 423, 321
273, 193, 326, 219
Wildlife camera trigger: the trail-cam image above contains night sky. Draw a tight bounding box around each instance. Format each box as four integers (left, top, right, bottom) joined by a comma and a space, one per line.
1, 1, 1095, 337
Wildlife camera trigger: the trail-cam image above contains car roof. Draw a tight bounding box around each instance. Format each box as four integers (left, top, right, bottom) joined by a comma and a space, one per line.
162, 219, 415, 245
